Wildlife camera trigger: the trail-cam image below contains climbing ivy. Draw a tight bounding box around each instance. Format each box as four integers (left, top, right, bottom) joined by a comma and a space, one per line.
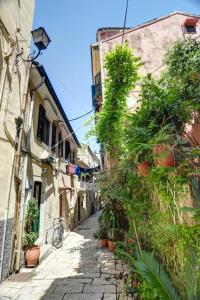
96, 44, 141, 153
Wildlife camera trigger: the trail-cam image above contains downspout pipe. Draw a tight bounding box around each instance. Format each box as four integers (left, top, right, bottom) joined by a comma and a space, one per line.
15, 61, 33, 178
15, 76, 45, 272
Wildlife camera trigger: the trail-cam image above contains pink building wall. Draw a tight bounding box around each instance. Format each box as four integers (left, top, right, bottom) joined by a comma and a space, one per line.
99, 12, 200, 145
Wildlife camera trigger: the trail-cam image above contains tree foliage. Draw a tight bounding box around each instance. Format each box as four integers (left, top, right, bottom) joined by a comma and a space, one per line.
96, 39, 200, 299
96, 44, 141, 152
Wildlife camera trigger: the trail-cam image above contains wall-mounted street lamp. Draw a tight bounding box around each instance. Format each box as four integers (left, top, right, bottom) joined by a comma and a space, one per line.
16, 27, 51, 64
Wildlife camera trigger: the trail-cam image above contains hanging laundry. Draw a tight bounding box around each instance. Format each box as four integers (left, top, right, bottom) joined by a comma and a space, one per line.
68, 163, 75, 175
74, 165, 81, 176
82, 168, 88, 174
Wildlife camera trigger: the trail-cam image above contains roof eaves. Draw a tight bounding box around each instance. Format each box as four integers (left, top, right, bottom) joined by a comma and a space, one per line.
97, 27, 130, 32
101, 11, 200, 43
32, 61, 81, 148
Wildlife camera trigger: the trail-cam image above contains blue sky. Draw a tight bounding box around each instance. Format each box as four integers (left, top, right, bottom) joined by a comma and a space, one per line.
33, 0, 200, 150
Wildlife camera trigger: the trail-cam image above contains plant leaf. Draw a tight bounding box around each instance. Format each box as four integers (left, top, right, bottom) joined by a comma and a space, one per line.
134, 251, 181, 300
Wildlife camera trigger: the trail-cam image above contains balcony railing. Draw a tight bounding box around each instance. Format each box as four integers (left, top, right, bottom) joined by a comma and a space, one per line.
77, 181, 97, 191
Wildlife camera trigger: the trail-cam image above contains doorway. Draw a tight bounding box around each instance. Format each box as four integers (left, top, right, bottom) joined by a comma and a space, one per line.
33, 181, 42, 234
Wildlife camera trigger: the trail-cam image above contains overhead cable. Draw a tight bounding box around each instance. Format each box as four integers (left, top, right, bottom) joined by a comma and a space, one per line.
69, 108, 95, 121
122, 0, 129, 45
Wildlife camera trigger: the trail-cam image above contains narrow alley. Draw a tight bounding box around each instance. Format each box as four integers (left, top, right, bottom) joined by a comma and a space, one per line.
0, 212, 129, 300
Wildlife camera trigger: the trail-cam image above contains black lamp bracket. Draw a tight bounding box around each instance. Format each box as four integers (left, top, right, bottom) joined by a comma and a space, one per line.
15, 47, 42, 65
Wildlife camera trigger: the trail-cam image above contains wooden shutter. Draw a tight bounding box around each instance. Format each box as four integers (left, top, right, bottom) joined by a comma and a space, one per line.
58, 132, 63, 157
37, 105, 46, 140
65, 141, 70, 160
44, 118, 50, 145
51, 123, 57, 152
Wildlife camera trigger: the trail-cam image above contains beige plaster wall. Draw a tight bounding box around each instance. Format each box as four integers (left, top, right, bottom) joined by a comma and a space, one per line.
0, 0, 35, 220
27, 79, 80, 242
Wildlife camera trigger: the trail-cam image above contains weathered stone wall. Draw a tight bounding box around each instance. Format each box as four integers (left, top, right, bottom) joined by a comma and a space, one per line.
0, 218, 14, 280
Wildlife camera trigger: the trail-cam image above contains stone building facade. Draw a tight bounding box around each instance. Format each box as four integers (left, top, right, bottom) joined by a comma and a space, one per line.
0, 0, 35, 281
91, 11, 200, 168
24, 62, 81, 262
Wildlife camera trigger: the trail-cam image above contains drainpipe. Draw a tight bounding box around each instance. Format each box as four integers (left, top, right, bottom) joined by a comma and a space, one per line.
15, 77, 45, 272
15, 61, 32, 178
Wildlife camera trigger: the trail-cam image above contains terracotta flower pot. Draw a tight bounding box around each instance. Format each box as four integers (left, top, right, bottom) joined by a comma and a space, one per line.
153, 144, 176, 167
108, 240, 116, 252
99, 239, 108, 248
137, 161, 149, 176
25, 246, 40, 267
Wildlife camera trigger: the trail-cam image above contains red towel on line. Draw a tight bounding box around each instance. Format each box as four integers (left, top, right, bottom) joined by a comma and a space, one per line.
68, 163, 75, 174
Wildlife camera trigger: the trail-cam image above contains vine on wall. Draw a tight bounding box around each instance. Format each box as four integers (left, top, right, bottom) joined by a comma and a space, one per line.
95, 39, 200, 298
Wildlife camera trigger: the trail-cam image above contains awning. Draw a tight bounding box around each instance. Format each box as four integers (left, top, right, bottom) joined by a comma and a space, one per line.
184, 18, 199, 26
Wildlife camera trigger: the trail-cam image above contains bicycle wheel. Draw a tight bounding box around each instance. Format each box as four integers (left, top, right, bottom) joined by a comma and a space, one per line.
52, 227, 63, 248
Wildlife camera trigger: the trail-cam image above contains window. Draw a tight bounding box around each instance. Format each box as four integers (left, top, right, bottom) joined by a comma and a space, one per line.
71, 150, 76, 164
51, 123, 57, 153
58, 131, 63, 157
65, 140, 70, 160
37, 104, 50, 145
185, 25, 197, 34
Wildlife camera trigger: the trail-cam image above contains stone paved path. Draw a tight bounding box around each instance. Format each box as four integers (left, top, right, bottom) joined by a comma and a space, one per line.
0, 212, 129, 300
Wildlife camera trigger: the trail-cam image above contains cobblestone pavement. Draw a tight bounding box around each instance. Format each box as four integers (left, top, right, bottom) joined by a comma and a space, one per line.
0, 212, 129, 300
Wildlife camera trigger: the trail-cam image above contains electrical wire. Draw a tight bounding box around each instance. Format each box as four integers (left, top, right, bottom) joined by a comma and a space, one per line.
50, 125, 83, 150
68, 108, 95, 121
44, 65, 88, 114
122, 0, 129, 45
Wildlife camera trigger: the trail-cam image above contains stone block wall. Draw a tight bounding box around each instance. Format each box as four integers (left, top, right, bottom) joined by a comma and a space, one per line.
0, 218, 14, 281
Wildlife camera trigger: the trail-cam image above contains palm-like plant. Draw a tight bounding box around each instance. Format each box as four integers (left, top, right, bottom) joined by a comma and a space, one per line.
182, 251, 200, 300
134, 251, 181, 300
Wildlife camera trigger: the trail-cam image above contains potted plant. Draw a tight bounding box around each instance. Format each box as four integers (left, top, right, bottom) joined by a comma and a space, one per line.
108, 228, 120, 251
151, 124, 176, 167
94, 226, 108, 248
107, 210, 120, 251
23, 197, 40, 267
134, 144, 152, 177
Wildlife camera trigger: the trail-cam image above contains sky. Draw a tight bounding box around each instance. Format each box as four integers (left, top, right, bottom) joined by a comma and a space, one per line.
33, 0, 200, 150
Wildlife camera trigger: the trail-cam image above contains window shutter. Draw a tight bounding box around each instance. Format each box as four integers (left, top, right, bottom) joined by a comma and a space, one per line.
65, 141, 70, 160
58, 132, 63, 157
45, 118, 50, 145
37, 105, 46, 140
51, 123, 57, 152
72, 151, 76, 164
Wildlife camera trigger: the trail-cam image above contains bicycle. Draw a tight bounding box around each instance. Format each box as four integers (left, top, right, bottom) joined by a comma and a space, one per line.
52, 217, 64, 248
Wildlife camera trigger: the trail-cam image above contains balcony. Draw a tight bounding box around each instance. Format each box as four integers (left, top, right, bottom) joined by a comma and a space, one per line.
77, 181, 97, 191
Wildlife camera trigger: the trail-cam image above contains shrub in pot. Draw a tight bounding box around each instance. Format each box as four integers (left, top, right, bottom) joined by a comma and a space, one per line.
93, 226, 108, 248
137, 161, 150, 176
151, 124, 176, 167
153, 144, 175, 167
23, 198, 40, 267
108, 228, 120, 252
24, 232, 40, 267
133, 143, 152, 177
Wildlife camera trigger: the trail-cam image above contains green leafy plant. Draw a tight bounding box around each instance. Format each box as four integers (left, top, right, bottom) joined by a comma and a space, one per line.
134, 251, 181, 300
23, 197, 39, 248
94, 38, 200, 298
23, 232, 38, 248
96, 44, 141, 154
93, 224, 108, 240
